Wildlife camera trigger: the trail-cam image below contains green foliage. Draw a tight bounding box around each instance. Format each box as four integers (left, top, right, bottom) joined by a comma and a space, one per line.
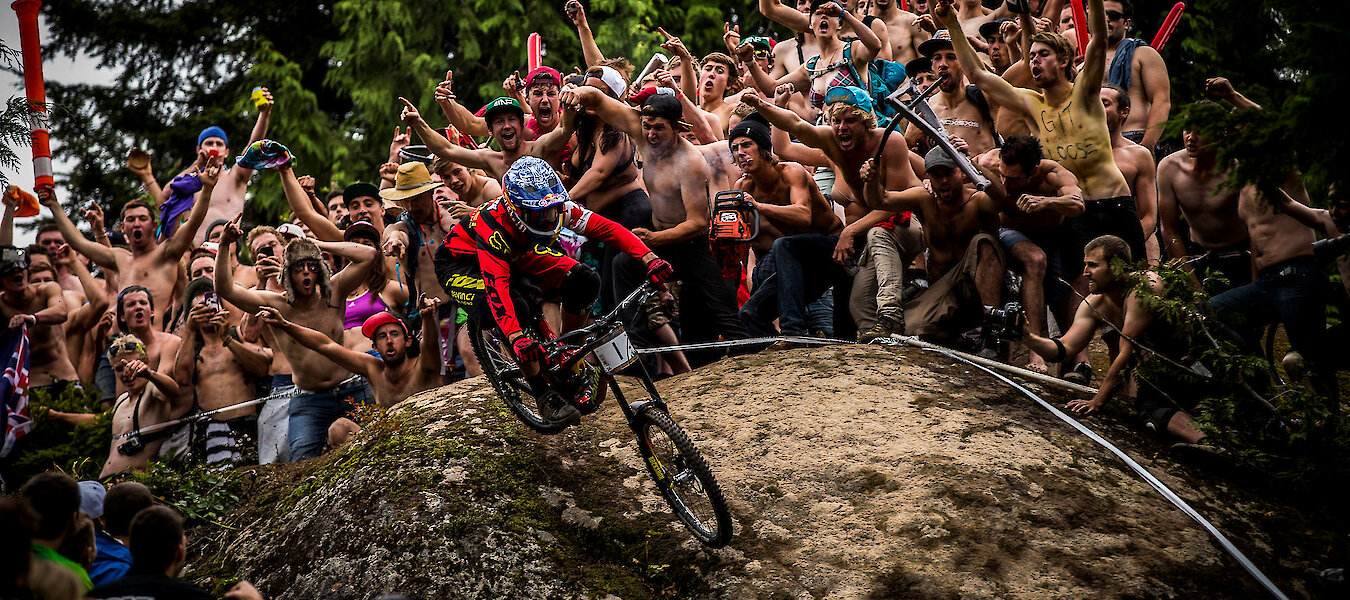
1126, 259, 1349, 492
113, 460, 243, 529
5, 384, 111, 489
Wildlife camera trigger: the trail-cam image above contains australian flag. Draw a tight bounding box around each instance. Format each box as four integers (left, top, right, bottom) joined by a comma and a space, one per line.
1, 325, 32, 459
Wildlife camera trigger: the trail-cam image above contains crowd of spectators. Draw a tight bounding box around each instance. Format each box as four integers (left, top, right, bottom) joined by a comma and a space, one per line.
1, 1, 1347, 590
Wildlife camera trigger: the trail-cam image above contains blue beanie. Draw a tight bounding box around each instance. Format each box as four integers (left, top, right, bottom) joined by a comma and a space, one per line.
197, 126, 228, 147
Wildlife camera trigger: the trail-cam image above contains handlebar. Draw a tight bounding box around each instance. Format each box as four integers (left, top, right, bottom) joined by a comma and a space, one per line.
552, 280, 658, 347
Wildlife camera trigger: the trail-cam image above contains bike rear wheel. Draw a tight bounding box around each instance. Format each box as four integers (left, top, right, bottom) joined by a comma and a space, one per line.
634, 407, 732, 547
467, 319, 568, 435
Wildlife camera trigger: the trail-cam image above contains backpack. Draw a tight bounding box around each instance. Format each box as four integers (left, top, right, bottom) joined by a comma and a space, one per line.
840, 44, 909, 126
963, 84, 1004, 148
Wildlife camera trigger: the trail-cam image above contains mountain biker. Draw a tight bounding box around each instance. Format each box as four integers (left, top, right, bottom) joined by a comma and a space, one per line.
434, 157, 673, 425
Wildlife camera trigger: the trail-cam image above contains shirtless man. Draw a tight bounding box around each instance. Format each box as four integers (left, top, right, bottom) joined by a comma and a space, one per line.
1101, 84, 1158, 261
729, 115, 846, 337
433, 158, 501, 208
905, 30, 1000, 156
188, 92, 272, 242
939, 0, 1143, 260
663, 29, 743, 137
99, 334, 183, 478
1158, 82, 1258, 291
215, 223, 378, 461
561, 85, 750, 362
1101, 0, 1170, 151
171, 278, 257, 466
1211, 180, 1340, 371
114, 286, 183, 381
1021, 236, 1214, 452
33, 225, 81, 293
863, 147, 1005, 343
40, 157, 218, 327
976, 135, 1083, 371
953, 0, 994, 44
744, 86, 924, 272
0, 246, 77, 390
403, 95, 573, 181
873, 0, 930, 63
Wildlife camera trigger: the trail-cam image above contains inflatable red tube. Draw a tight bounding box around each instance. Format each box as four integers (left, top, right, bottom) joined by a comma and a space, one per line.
528, 33, 542, 73
1070, 0, 1089, 58
1151, 2, 1185, 51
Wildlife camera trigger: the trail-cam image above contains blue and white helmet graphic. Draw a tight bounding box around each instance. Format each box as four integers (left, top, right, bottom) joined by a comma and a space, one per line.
502, 157, 569, 239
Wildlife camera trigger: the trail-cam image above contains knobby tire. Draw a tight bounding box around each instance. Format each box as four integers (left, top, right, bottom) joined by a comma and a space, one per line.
634, 407, 733, 547
467, 319, 568, 435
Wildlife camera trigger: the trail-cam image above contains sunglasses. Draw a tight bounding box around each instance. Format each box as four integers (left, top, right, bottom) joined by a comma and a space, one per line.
289, 259, 322, 273
752, 48, 770, 59
1105, 10, 1127, 20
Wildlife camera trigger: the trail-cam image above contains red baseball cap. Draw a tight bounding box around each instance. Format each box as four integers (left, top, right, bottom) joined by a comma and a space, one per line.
525, 66, 562, 88
361, 311, 409, 339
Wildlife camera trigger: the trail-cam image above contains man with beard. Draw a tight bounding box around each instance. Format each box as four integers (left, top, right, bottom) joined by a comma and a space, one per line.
39, 157, 219, 328
433, 158, 501, 208
0, 246, 77, 392
401, 95, 575, 180
1102, 84, 1159, 260
872, 0, 930, 63
1100, 0, 1170, 151
99, 334, 183, 478
976, 135, 1084, 372
171, 278, 257, 466
1020, 235, 1216, 453
1157, 83, 1257, 291
730, 114, 846, 337
937, 0, 1144, 262
214, 222, 379, 461
560, 86, 750, 364
904, 30, 1001, 156
863, 147, 1005, 343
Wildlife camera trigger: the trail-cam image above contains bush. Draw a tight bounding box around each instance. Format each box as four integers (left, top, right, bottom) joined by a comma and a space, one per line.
1, 383, 111, 491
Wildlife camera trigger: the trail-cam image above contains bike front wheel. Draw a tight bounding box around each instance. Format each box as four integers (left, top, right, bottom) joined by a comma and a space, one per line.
634, 407, 733, 547
467, 319, 568, 435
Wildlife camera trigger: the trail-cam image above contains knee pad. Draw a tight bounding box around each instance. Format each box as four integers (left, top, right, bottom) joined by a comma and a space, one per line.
560, 263, 601, 314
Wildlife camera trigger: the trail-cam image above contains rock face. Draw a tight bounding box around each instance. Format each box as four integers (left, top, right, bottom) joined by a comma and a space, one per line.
186, 345, 1325, 599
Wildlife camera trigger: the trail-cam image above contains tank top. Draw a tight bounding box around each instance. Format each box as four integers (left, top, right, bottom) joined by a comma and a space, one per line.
343, 289, 390, 329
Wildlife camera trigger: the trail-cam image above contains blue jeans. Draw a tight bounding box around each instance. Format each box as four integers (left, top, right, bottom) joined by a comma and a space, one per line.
1210, 256, 1328, 366
740, 234, 852, 337
289, 377, 374, 461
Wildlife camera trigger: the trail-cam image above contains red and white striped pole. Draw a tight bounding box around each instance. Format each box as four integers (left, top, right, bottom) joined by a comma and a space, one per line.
11, 0, 54, 195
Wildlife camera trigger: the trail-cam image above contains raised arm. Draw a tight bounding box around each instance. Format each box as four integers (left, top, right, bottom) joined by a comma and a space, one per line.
0, 190, 14, 246
59, 243, 108, 323
936, 1, 1031, 117
1075, 0, 1109, 98
214, 216, 279, 313
229, 88, 275, 185
656, 29, 699, 102
1205, 77, 1261, 111
560, 86, 643, 141
759, 0, 810, 32
567, 1, 607, 67
741, 93, 836, 152
417, 295, 443, 374
162, 157, 222, 258
1134, 46, 1170, 151
399, 97, 498, 172
35, 188, 120, 269
833, 4, 881, 62
530, 102, 579, 160
320, 239, 380, 299
434, 70, 491, 137
257, 305, 380, 378
279, 166, 343, 241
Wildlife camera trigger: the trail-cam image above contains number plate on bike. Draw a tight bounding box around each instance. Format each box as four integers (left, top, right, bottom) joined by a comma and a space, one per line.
594, 328, 637, 372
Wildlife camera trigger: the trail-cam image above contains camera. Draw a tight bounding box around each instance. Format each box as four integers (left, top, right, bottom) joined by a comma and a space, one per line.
117, 435, 145, 456
985, 301, 1024, 341
258, 245, 275, 258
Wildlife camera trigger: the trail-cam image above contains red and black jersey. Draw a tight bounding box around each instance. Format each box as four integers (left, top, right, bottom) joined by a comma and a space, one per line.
442, 197, 649, 337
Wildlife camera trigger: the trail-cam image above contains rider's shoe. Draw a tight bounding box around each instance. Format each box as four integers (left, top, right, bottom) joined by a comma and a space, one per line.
536, 391, 581, 426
